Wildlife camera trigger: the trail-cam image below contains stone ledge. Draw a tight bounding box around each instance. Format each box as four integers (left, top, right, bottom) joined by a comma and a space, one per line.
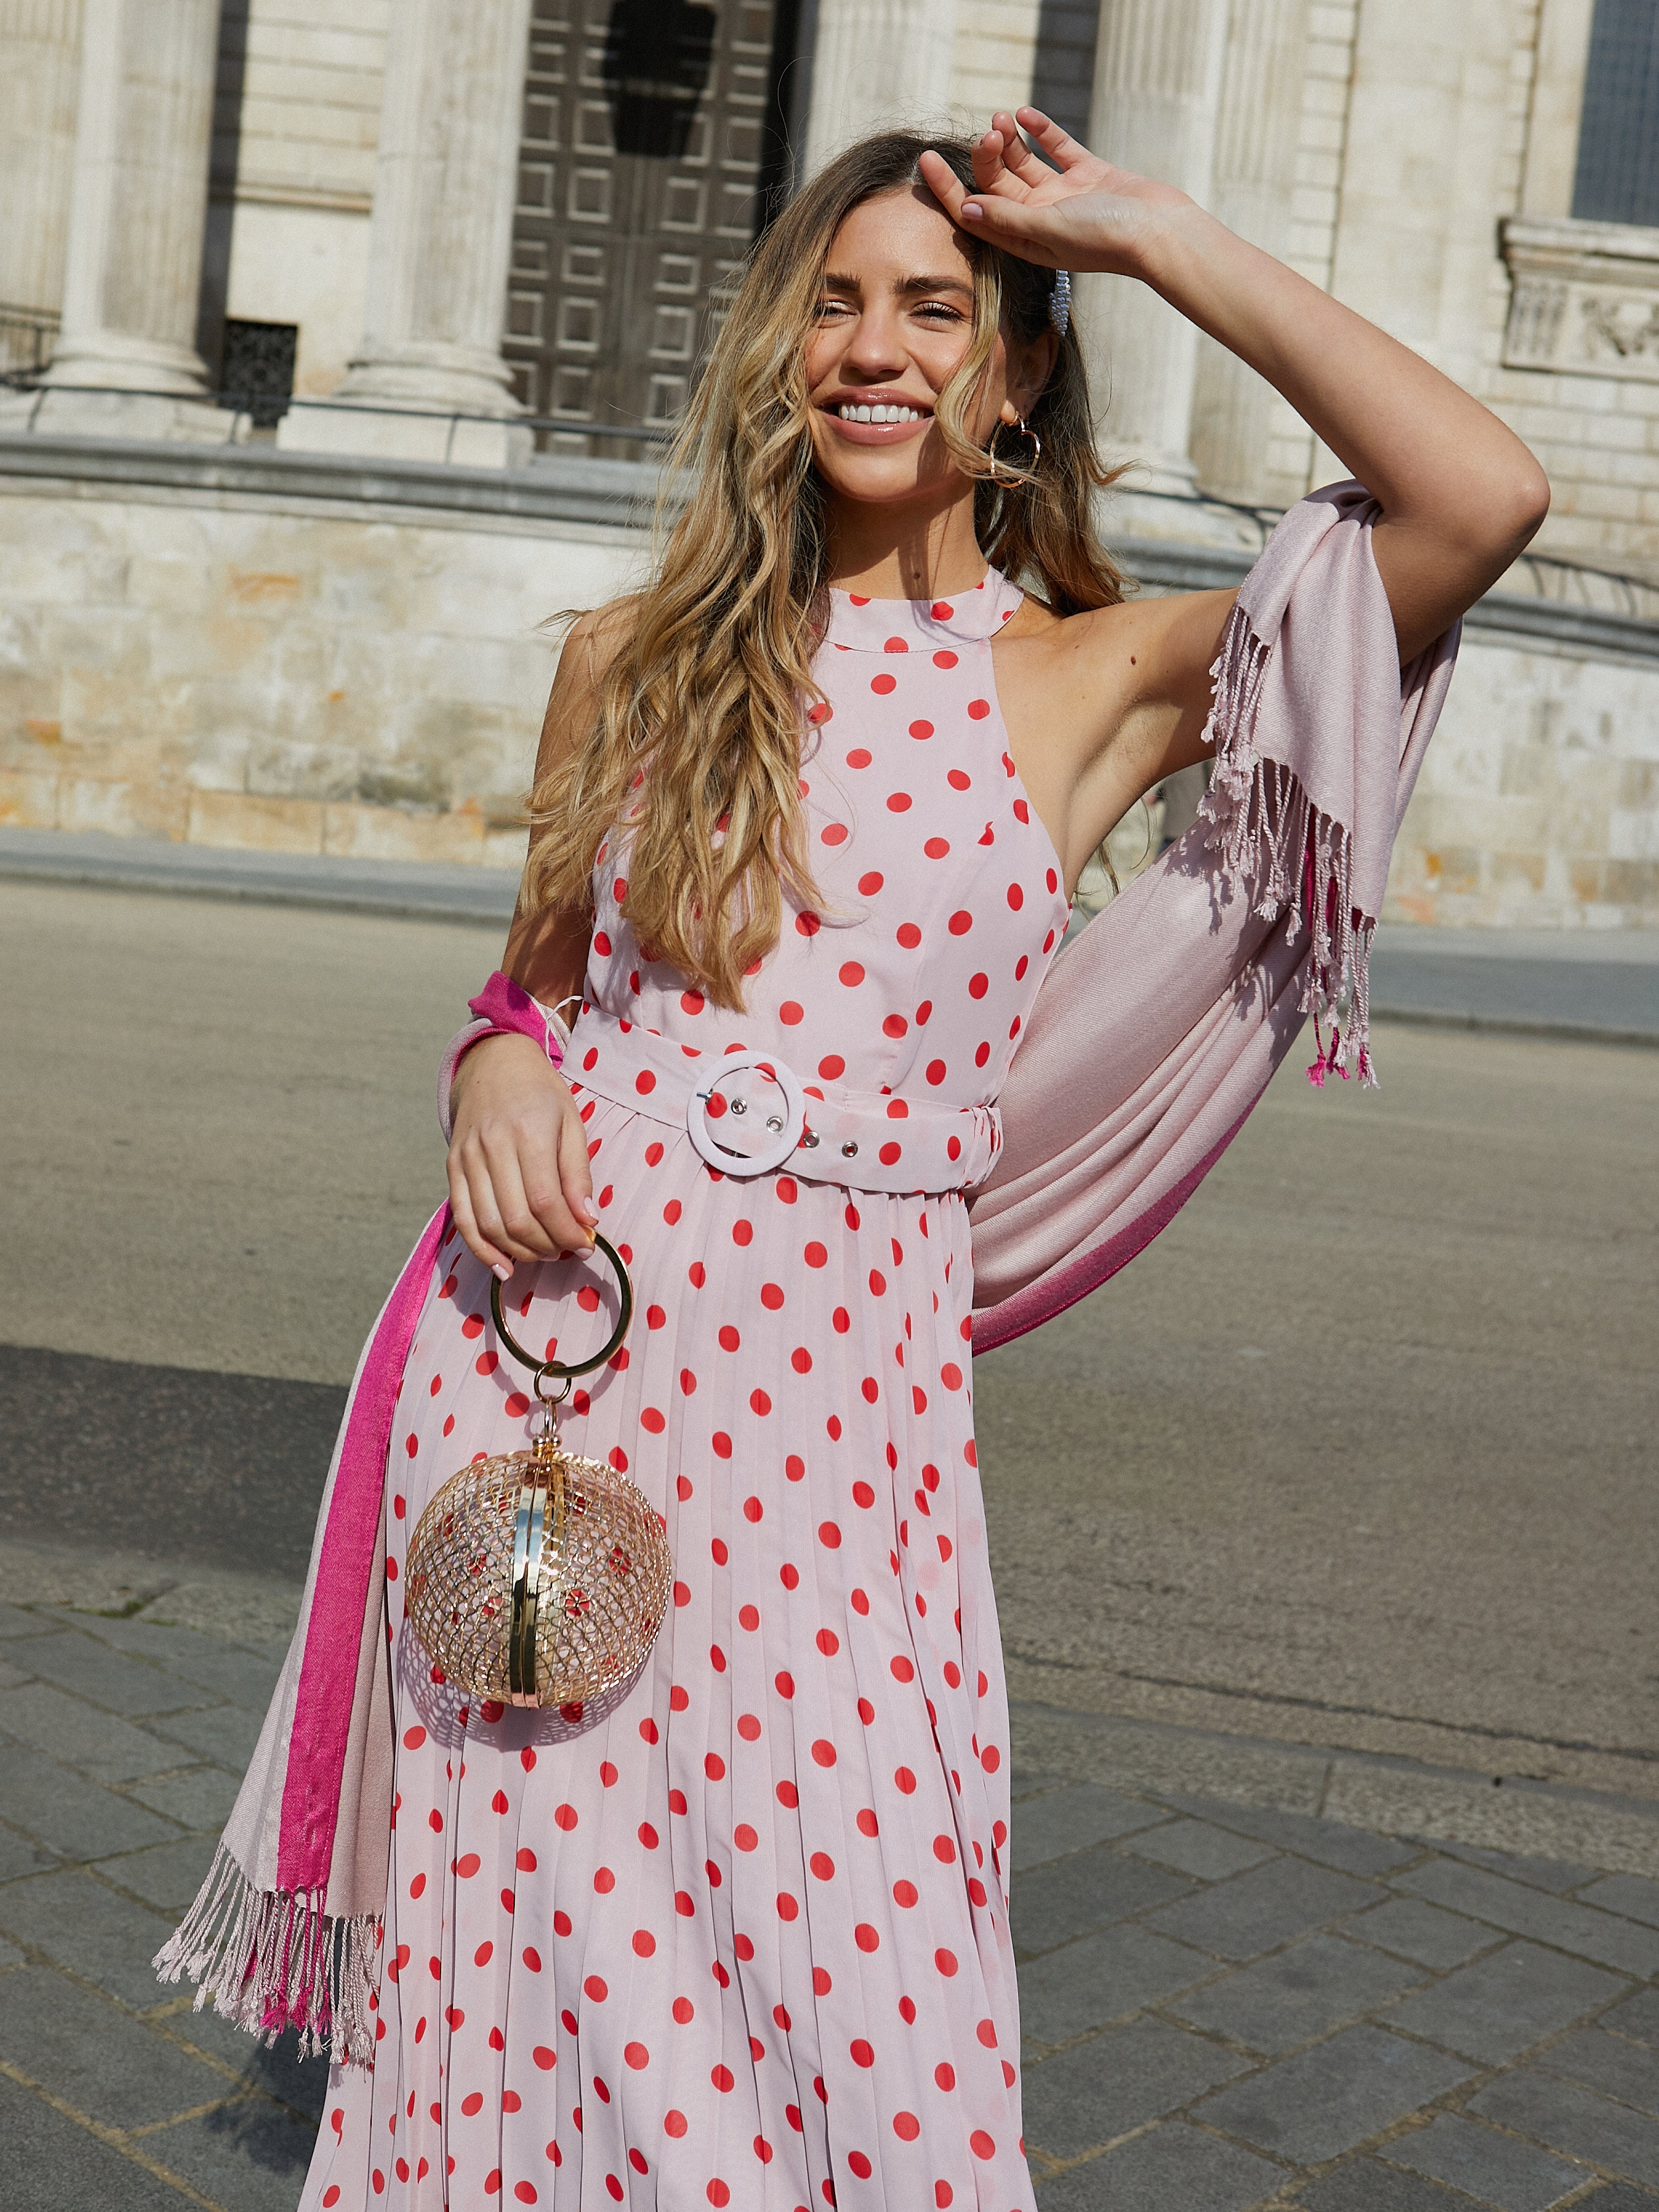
0, 429, 672, 532
2, 434, 1655, 662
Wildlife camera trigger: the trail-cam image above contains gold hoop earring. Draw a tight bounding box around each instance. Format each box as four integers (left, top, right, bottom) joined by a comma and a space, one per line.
989, 415, 1042, 481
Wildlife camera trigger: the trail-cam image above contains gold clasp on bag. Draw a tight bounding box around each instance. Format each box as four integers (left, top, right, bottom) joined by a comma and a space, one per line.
405, 1237, 672, 1711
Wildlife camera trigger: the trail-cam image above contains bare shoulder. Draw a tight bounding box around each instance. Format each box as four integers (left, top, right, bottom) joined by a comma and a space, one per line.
559, 594, 642, 690
536, 594, 642, 769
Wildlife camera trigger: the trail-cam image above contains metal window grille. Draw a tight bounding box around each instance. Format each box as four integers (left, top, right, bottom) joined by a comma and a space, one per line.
0, 303, 60, 381
218, 318, 298, 427
1572, 0, 1659, 226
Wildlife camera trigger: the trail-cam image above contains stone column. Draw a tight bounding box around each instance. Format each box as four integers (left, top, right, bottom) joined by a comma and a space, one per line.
801, 0, 962, 177
0, 0, 84, 351
1188, 0, 1311, 503
23, 0, 223, 437
1074, 0, 1229, 498
279, 0, 533, 466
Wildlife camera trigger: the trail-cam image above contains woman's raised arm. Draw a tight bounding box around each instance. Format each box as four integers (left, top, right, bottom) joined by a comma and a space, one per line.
921, 110, 1550, 665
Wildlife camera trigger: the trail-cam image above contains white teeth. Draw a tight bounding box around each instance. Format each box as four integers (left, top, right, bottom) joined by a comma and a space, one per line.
837, 403, 923, 423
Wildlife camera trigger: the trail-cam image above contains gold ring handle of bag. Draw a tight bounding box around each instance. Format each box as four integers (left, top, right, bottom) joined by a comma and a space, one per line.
405, 1235, 673, 1710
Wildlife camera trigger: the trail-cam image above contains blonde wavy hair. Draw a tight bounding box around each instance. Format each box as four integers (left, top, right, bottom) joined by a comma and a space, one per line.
524, 129, 1128, 1009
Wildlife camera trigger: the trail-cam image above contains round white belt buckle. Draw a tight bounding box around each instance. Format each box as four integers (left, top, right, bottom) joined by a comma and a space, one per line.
686, 1049, 806, 1177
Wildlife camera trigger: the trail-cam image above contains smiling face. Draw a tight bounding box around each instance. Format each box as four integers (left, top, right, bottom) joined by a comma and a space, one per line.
804, 185, 1043, 517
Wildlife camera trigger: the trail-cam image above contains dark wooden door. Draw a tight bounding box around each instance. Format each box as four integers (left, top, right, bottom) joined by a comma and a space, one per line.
505, 0, 798, 454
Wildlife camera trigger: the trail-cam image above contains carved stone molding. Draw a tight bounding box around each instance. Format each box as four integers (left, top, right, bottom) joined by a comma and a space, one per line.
1501, 215, 1659, 383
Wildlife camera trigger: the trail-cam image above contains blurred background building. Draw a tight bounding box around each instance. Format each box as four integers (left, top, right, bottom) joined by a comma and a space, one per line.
0, 0, 1656, 922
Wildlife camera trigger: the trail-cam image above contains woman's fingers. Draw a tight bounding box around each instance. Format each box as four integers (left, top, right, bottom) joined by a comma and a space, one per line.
446, 1150, 513, 1277
477, 1123, 574, 1261
989, 114, 1053, 193
1015, 107, 1089, 171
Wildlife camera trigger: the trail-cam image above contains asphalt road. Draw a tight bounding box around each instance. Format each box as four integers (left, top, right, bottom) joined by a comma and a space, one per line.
3, 880, 1654, 1813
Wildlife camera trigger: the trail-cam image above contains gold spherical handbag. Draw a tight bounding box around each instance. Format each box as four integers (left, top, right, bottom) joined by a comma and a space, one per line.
404, 1237, 672, 1709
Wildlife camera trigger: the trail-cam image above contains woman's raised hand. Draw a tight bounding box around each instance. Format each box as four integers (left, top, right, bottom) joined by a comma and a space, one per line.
446, 1034, 600, 1280
918, 108, 1191, 278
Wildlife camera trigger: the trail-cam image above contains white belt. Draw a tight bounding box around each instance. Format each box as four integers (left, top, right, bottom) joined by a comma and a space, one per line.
563, 1006, 1002, 1196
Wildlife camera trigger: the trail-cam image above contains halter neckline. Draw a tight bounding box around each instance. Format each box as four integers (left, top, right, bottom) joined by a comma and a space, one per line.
822, 567, 1025, 652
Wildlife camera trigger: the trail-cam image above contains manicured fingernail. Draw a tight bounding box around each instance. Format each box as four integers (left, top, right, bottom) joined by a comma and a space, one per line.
963, 202, 984, 219
492, 1262, 512, 1282
578, 1194, 600, 1224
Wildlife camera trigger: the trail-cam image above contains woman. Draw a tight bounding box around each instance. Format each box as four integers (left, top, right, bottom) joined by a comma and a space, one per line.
195, 116, 1545, 2211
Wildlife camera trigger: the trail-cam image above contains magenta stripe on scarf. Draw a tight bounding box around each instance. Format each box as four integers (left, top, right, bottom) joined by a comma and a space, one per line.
277, 1205, 450, 1893
971, 1116, 1249, 1355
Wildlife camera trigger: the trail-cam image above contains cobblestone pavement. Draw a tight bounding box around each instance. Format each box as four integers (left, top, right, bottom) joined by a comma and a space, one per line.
2, 1587, 1656, 2212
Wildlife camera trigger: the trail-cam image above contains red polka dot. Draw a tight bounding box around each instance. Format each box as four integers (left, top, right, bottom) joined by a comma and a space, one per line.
887, 791, 912, 812
924, 837, 949, 859
967, 698, 990, 719
845, 747, 872, 768
896, 922, 922, 948
855, 1923, 879, 1951
839, 961, 864, 987
948, 768, 971, 790
871, 674, 896, 695
780, 1001, 804, 1024
858, 871, 883, 895
970, 2130, 996, 2160
817, 1056, 844, 1081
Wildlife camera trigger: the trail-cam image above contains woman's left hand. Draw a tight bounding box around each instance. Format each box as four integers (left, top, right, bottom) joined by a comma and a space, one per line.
917, 109, 1192, 279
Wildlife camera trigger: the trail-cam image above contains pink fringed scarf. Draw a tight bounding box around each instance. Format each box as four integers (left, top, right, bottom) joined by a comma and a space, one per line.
154, 482, 1458, 2061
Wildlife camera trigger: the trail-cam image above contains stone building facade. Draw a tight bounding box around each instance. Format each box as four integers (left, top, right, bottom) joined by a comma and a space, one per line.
1, 0, 1656, 924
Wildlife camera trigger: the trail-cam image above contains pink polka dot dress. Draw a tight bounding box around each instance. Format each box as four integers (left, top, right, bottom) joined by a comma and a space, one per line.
299, 571, 1070, 2212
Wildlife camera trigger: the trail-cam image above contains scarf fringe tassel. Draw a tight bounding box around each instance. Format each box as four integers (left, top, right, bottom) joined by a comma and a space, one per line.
152, 1839, 381, 2068
1197, 602, 1378, 1089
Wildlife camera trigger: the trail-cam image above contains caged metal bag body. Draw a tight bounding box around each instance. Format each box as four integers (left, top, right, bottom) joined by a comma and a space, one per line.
405, 1236, 672, 1709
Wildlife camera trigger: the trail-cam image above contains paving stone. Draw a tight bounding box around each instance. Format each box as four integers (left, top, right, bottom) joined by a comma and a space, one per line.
0, 2068, 189, 2212
1581, 1876, 1659, 1932
1471, 2068, 1659, 2186
68, 1611, 274, 1672
0, 1604, 60, 1641
128, 1764, 243, 1831
1352, 1894, 1503, 1971
97, 1832, 220, 1916
0, 1867, 178, 2009
0, 1682, 185, 1782
0, 1658, 40, 1688
0, 1966, 229, 2131
1430, 1839, 1602, 1895
0, 1933, 23, 1966
0, 1743, 177, 1859
13, 1630, 216, 1717
141, 2096, 321, 2212
1010, 1783, 1170, 1872
1161, 1796, 1419, 1877
1383, 1940, 1625, 2065
1035, 2120, 1283, 2210
145, 1698, 265, 1771
1126, 1818, 1279, 1883
1298, 2160, 1480, 2210
1605, 1989, 1659, 2048
1396, 1861, 1659, 1979
1145, 1855, 1381, 1963
1194, 2024, 1475, 2166
1021, 2015, 1249, 2161
1574, 2191, 1659, 2209
1012, 1841, 1192, 1955
1170, 1932, 1426, 2054
1381, 2112, 1587, 2211
132, 1643, 283, 1712
0, 1822, 60, 1882
1540, 2028, 1659, 2117
1018, 1918, 1217, 2044
154, 2006, 329, 2124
